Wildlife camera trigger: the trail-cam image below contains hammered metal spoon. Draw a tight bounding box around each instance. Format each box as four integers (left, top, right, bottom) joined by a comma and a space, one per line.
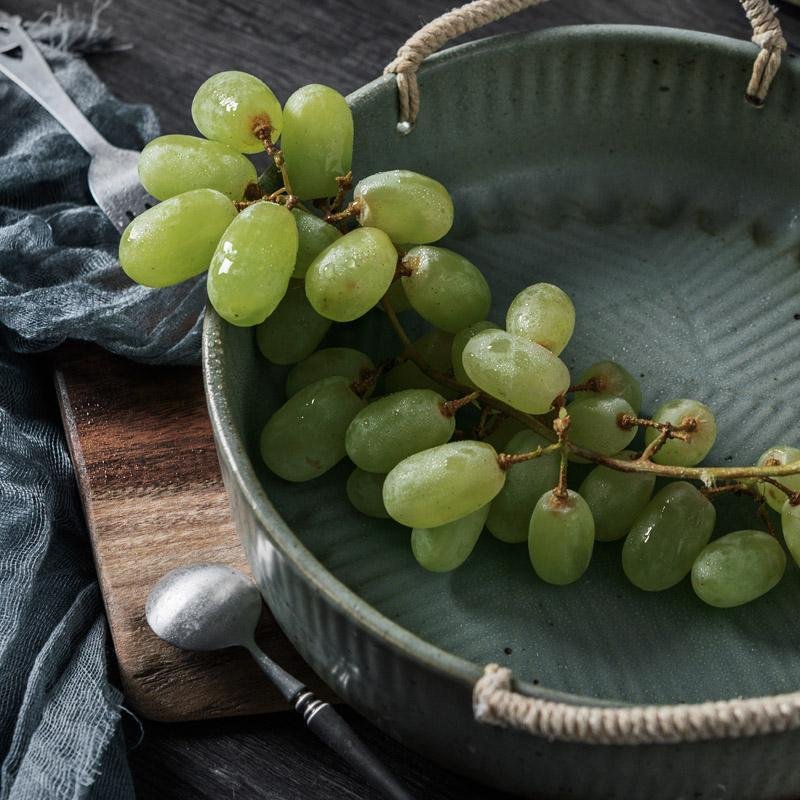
146, 563, 414, 800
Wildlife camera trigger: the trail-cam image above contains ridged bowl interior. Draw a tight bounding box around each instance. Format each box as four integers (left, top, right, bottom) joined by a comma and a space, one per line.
206, 26, 800, 707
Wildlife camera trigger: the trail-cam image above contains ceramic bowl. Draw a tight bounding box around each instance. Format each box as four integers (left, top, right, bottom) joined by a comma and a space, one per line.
204, 25, 800, 799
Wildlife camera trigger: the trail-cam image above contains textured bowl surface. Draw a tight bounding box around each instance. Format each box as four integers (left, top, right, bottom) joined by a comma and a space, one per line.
204, 25, 800, 799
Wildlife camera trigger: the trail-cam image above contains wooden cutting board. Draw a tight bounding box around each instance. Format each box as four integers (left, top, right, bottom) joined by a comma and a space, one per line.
52, 343, 329, 722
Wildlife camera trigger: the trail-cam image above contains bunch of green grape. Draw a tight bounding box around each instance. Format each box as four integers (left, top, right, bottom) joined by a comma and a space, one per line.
121, 70, 800, 611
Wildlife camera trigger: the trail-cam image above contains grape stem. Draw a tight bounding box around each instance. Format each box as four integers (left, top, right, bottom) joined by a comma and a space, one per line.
620, 414, 693, 441
760, 476, 800, 505
330, 171, 353, 212
325, 200, 362, 225
497, 442, 561, 470
440, 391, 481, 418
566, 378, 600, 393
252, 123, 295, 197
379, 297, 800, 484
553, 412, 570, 500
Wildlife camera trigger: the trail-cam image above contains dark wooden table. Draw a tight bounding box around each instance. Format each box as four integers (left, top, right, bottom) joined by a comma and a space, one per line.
5, 0, 800, 797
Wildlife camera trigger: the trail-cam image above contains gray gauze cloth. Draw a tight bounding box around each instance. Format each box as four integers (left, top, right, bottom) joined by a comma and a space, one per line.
0, 12, 205, 799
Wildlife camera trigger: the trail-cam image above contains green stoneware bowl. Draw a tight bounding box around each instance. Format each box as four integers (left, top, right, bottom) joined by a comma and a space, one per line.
203, 25, 800, 799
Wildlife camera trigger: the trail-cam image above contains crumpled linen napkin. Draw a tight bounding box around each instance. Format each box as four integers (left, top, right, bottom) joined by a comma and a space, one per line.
0, 10, 205, 798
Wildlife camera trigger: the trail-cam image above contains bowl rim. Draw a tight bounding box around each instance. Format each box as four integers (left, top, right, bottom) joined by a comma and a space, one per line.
203, 23, 800, 710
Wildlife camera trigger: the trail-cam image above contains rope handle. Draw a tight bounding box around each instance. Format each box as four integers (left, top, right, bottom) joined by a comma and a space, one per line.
473, 664, 800, 745
383, 0, 787, 132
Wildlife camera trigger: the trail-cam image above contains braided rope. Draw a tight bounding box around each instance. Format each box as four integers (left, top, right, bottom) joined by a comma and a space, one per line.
740, 0, 787, 104
473, 664, 800, 745
383, 0, 787, 130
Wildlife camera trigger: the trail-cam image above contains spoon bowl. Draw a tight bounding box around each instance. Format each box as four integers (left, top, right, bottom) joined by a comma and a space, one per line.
145, 563, 261, 652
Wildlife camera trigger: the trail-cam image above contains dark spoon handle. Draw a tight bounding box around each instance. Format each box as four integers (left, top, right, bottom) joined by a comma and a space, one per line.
294, 691, 415, 800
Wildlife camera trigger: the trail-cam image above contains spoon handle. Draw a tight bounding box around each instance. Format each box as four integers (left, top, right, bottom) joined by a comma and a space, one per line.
247, 643, 413, 799
293, 691, 415, 800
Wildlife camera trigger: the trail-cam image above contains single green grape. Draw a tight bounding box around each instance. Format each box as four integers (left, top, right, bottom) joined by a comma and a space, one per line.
411, 504, 489, 572
692, 530, 786, 608
644, 399, 717, 466
207, 202, 298, 327
487, 430, 561, 543
383, 441, 506, 529
138, 134, 257, 201
260, 376, 366, 482
346, 469, 389, 519
528, 490, 594, 585
119, 189, 236, 288
575, 361, 642, 414
755, 445, 800, 512
281, 84, 353, 200
565, 395, 637, 456
462, 329, 570, 414
622, 482, 716, 591
384, 329, 456, 398
451, 321, 499, 386
781, 500, 800, 567
346, 389, 455, 474
354, 170, 454, 244
256, 284, 331, 365
578, 452, 656, 541
286, 347, 374, 397
291, 209, 341, 279
400, 246, 491, 333
506, 283, 575, 356
191, 70, 282, 153
305, 227, 397, 322
380, 280, 412, 314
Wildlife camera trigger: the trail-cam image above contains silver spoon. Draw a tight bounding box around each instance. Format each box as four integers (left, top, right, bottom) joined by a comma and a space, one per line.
146, 563, 414, 800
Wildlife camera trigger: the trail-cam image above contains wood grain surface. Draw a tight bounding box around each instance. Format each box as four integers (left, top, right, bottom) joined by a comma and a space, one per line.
53, 343, 329, 721
5, 0, 798, 796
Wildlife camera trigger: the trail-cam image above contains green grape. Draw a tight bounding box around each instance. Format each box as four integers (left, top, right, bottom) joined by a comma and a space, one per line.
622, 482, 716, 591
383, 441, 505, 528
400, 246, 491, 333
345, 389, 455, 473
207, 202, 298, 327
451, 321, 499, 386
575, 361, 642, 414
346, 469, 388, 519
578, 452, 656, 541
260, 376, 366, 482
487, 430, 561, 543
286, 347, 374, 397
354, 170, 454, 244
384, 329, 455, 397
119, 189, 236, 288
380, 280, 412, 313
566, 395, 637, 456
291, 209, 341, 279
528, 490, 594, 585
411, 504, 489, 572
781, 500, 800, 567
305, 227, 397, 322
692, 530, 786, 608
755, 445, 800, 512
191, 70, 282, 153
644, 399, 717, 466
256, 284, 331, 365
506, 283, 575, 356
483, 416, 526, 451
461, 329, 570, 414
281, 84, 353, 200
138, 134, 257, 201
